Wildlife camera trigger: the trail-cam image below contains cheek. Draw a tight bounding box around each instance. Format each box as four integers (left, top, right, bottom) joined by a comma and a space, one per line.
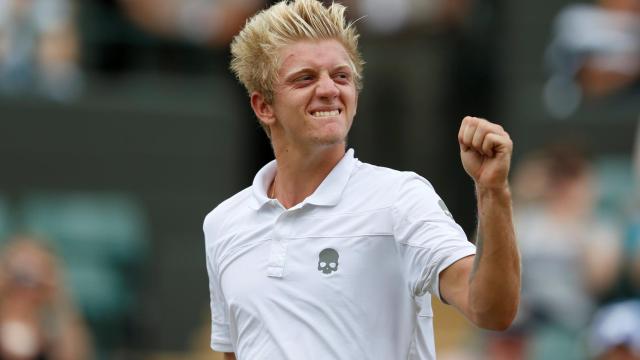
349, 87, 358, 104
273, 97, 304, 119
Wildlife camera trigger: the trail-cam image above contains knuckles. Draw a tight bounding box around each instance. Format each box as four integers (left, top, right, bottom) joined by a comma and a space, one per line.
459, 116, 513, 155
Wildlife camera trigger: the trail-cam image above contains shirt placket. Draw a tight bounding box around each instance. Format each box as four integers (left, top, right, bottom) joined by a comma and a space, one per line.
267, 207, 295, 278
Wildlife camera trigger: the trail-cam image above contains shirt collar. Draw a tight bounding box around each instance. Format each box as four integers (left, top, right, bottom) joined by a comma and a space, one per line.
250, 149, 357, 210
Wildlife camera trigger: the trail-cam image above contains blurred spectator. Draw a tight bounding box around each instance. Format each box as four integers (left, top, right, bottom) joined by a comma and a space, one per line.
341, 0, 473, 34
118, 0, 264, 46
599, 119, 640, 308
588, 300, 640, 360
120, 0, 474, 46
0, 234, 92, 360
631, 119, 640, 294
617, 118, 640, 301
486, 144, 623, 360
544, 0, 640, 118
16, 192, 150, 358
0, 0, 82, 101
635, 117, 640, 184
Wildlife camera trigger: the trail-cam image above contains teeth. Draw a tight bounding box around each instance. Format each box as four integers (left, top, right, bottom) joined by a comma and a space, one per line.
312, 110, 339, 117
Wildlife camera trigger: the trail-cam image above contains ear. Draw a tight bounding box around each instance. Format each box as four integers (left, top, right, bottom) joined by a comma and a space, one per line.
250, 92, 276, 127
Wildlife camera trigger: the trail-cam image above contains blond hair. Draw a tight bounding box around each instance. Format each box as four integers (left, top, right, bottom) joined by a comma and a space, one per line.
230, 0, 364, 105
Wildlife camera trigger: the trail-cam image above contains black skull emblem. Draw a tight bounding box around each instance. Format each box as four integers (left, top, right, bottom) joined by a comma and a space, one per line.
318, 248, 339, 274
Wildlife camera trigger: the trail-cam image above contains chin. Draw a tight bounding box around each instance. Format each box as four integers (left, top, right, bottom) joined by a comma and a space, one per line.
316, 123, 350, 143
312, 134, 347, 146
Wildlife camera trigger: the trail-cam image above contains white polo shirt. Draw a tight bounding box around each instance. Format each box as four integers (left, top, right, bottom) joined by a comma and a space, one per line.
203, 149, 475, 360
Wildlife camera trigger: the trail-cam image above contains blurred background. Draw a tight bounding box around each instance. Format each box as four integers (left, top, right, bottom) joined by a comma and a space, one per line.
0, 0, 639, 359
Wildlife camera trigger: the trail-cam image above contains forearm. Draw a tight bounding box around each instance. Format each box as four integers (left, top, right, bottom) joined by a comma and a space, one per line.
468, 185, 520, 330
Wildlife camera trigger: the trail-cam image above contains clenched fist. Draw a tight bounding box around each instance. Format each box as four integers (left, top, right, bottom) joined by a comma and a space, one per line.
458, 116, 513, 190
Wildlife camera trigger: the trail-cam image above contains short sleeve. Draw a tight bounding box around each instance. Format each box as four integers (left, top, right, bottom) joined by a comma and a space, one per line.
392, 173, 476, 301
205, 235, 234, 352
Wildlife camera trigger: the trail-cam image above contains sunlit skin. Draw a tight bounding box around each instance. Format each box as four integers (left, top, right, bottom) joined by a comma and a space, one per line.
250, 39, 358, 208
255, 39, 357, 151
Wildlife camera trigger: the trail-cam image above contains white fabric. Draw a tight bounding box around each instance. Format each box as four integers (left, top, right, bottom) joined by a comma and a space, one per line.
408, 295, 437, 360
203, 149, 475, 359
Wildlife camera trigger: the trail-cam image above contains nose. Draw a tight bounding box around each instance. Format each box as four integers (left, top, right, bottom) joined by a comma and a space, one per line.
315, 73, 339, 99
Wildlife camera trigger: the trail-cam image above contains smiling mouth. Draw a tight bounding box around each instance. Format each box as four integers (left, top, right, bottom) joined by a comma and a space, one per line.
311, 110, 341, 117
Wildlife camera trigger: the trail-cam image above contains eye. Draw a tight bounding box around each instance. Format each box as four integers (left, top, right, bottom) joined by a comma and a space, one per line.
333, 72, 351, 83
295, 74, 314, 82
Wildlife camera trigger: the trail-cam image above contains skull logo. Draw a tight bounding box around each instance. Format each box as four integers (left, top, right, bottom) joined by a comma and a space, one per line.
318, 248, 339, 275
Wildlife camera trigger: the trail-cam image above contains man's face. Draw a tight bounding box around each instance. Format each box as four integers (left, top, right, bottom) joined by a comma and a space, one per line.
268, 39, 358, 148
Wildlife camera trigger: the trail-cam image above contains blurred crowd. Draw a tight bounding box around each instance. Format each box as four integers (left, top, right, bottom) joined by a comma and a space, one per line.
0, 0, 477, 99
0, 0, 639, 359
0, 0, 81, 101
0, 235, 91, 360
481, 142, 640, 360
0, 192, 148, 359
544, 0, 640, 118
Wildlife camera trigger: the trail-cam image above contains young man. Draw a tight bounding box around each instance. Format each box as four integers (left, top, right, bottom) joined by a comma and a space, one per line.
203, 1, 520, 359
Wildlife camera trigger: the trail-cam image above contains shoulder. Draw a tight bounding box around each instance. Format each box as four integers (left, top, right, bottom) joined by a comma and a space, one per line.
351, 161, 434, 191
362, 164, 449, 221
356, 162, 438, 196
346, 161, 441, 209
203, 186, 253, 239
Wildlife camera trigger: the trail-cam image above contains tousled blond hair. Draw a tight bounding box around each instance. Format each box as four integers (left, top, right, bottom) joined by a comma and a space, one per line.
230, 0, 364, 105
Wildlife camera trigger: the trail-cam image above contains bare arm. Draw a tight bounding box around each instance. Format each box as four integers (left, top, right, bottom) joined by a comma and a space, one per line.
223, 353, 236, 360
440, 116, 520, 330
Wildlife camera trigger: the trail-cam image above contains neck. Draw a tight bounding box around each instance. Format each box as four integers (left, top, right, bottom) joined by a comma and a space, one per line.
270, 142, 346, 209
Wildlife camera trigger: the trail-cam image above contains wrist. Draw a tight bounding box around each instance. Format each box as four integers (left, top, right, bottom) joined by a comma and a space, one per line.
475, 183, 511, 200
